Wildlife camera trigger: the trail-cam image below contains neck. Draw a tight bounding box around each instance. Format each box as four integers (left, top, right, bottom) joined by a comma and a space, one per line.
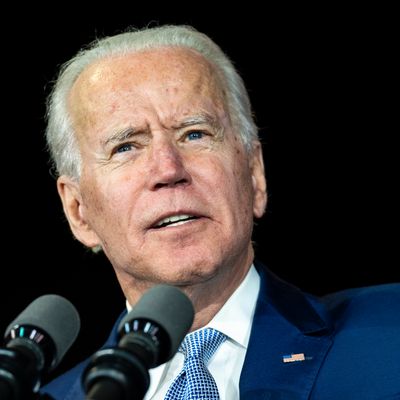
183, 258, 253, 331
120, 248, 254, 331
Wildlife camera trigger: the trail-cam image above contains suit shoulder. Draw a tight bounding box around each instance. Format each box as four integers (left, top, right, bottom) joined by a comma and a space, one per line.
312, 284, 400, 398
321, 283, 400, 328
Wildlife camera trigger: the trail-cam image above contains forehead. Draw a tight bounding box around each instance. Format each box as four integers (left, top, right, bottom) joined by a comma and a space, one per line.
71, 47, 225, 107
68, 48, 229, 136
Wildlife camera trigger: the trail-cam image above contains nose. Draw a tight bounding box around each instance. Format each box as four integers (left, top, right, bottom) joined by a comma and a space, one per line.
147, 140, 191, 190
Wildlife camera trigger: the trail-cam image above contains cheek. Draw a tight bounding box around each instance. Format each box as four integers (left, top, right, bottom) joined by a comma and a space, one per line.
80, 183, 105, 216
80, 175, 132, 229
228, 154, 255, 220
197, 153, 253, 214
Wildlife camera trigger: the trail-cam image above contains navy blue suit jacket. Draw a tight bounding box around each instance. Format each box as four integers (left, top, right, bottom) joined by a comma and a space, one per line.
42, 263, 400, 399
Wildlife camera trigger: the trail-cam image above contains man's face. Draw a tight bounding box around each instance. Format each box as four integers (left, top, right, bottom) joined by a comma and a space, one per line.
60, 48, 266, 294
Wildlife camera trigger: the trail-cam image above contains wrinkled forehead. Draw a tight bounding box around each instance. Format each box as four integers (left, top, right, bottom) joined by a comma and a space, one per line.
70, 47, 227, 108
68, 47, 230, 137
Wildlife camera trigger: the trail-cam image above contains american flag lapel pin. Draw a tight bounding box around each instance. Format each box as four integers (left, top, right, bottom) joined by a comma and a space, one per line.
282, 353, 306, 363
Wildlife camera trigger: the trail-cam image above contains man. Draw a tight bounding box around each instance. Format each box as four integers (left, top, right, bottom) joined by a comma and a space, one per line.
42, 25, 399, 399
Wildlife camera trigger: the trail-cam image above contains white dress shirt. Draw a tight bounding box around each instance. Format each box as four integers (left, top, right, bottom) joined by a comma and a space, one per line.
134, 265, 260, 400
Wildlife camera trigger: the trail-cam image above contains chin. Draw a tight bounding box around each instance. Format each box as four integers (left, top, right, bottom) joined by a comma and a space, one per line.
148, 253, 221, 286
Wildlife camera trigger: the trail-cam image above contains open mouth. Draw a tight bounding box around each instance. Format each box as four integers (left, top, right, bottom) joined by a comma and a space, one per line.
152, 214, 200, 229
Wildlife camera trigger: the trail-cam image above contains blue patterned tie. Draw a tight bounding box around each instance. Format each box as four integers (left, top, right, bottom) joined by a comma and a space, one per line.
165, 328, 226, 399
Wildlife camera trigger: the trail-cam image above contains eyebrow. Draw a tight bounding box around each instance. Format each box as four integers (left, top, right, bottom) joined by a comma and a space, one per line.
172, 113, 222, 131
103, 113, 221, 147
103, 127, 146, 147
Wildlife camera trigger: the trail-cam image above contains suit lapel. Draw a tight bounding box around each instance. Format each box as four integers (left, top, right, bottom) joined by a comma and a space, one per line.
240, 264, 333, 400
64, 379, 86, 400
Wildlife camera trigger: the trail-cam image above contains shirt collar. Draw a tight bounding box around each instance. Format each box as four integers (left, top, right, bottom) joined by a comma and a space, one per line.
207, 264, 260, 349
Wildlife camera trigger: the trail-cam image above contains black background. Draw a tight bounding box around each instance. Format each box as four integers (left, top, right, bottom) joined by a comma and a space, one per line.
0, 7, 398, 382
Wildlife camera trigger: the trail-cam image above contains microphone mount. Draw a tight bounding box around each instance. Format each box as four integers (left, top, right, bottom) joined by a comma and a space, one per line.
83, 317, 170, 400
82, 284, 194, 400
0, 295, 80, 400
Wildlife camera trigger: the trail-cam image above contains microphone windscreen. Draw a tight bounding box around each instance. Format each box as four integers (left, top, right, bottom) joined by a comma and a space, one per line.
5, 294, 81, 367
118, 285, 194, 361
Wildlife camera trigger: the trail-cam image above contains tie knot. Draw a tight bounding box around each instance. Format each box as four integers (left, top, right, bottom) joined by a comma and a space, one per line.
180, 328, 226, 364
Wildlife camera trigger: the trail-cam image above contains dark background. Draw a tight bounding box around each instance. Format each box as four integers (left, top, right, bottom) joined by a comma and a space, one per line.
1, 8, 398, 383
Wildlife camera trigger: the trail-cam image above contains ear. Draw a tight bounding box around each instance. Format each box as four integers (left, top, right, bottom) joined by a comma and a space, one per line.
57, 175, 101, 248
250, 141, 267, 218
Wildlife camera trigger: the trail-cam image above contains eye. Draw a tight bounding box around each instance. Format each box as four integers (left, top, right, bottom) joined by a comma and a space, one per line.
115, 143, 133, 153
186, 131, 204, 141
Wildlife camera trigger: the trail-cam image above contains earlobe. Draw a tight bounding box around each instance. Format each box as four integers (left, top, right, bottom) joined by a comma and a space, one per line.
57, 175, 101, 248
250, 142, 267, 218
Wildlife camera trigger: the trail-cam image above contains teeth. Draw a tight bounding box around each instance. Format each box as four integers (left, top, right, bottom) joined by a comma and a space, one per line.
156, 214, 193, 227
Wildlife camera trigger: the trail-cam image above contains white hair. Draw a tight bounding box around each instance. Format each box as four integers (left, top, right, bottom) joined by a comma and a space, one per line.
45, 25, 259, 179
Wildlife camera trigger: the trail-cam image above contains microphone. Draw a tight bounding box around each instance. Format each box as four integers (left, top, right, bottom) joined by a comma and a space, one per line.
0, 294, 80, 400
83, 285, 194, 400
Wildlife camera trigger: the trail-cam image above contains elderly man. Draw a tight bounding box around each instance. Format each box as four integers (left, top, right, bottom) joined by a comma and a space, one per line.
42, 25, 399, 399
